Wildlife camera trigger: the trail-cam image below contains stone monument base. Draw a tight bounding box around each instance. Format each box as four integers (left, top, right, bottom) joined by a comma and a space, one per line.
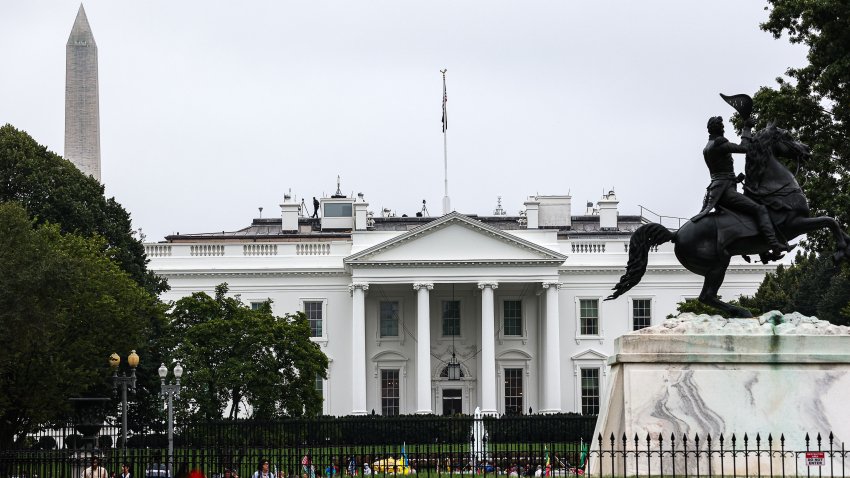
590, 312, 850, 476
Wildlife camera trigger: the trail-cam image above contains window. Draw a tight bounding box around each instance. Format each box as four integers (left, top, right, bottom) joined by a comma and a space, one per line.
324, 203, 352, 217
503, 300, 522, 336
250, 301, 268, 311
579, 299, 599, 335
632, 299, 652, 330
315, 373, 324, 398
581, 368, 600, 415
304, 301, 323, 338
442, 300, 460, 336
381, 369, 400, 416
504, 368, 523, 416
380, 301, 399, 337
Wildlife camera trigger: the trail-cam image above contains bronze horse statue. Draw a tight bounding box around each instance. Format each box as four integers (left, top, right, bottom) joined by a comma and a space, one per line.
607, 123, 850, 317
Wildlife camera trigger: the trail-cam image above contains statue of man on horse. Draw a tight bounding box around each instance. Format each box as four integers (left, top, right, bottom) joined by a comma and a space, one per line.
607, 93, 850, 318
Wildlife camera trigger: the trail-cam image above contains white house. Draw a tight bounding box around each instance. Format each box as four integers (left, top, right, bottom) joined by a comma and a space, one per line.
144, 191, 773, 417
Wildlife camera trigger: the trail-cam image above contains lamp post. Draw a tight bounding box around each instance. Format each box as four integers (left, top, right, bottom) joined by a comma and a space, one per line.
158, 362, 183, 477
110, 350, 139, 449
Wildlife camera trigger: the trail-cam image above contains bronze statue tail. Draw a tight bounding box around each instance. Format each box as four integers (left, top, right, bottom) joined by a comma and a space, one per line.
606, 223, 675, 301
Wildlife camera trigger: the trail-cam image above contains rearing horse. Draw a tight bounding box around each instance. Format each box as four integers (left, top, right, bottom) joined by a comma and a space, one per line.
607, 124, 850, 317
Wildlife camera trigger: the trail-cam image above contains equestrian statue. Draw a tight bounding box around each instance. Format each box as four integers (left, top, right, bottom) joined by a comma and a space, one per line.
607, 93, 850, 318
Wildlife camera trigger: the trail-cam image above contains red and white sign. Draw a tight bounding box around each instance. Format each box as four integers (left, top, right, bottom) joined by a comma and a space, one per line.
806, 452, 825, 467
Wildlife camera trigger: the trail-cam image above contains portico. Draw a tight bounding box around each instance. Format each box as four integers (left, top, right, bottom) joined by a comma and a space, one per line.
344, 212, 566, 415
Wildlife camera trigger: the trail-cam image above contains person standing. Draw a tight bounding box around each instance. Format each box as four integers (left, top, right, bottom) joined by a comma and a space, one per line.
82, 456, 108, 478
311, 197, 320, 218
252, 460, 272, 478
119, 463, 132, 478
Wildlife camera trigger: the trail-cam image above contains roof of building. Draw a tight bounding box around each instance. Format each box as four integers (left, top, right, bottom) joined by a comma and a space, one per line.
163, 213, 648, 242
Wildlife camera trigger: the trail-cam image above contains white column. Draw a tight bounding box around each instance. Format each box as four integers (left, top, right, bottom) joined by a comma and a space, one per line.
349, 283, 369, 415
478, 281, 498, 415
413, 282, 434, 414
541, 281, 563, 413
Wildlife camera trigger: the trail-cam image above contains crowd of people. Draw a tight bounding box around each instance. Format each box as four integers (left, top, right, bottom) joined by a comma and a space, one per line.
77, 453, 583, 478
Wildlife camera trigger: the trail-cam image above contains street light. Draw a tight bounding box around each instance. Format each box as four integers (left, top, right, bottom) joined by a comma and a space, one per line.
110, 350, 139, 449
159, 362, 183, 478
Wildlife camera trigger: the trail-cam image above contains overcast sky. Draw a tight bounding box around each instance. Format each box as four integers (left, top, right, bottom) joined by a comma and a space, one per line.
1, 1, 808, 241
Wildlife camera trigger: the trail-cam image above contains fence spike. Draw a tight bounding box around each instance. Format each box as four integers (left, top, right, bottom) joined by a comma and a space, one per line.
610, 432, 616, 445
683, 433, 689, 444
829, 431, 835, 443
659, 434, 664, 444
780, 433, 785, 445
768, 433, 773, 445
719, 433, 724, 444
598, 433, 603, 443
634, 433, 639, 444
731, 433, 737, 444
694, 433, 700, 445
670, 432, 676, 442
756, 433, 761, 444
743, 433, 749, 445
817, 432, 822, 445
805, 433, 810, 445
646, 433, 652, 444
622, 432, 628, 444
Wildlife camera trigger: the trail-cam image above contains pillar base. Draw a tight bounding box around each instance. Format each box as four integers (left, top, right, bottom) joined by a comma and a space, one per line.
415, 409, 433, 415
538, 408, 562, 415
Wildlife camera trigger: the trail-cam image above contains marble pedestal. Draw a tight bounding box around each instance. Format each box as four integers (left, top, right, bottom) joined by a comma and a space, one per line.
590, 312, 850, 476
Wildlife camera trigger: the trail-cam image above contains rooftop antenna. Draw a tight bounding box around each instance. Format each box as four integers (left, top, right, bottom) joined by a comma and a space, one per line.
336, 175, 342, 196
494, 196, 506, 216
441, 69, 451, 215
258, 207, 263, 218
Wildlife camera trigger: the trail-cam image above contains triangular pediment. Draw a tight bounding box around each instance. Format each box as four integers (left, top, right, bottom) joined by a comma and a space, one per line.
571, 348, 608, 361
345, 212, 565, 266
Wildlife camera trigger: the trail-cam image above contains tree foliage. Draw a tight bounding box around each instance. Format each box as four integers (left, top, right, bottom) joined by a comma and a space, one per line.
0, 203, 162, 448
725, 1, 850, 321
741, 0, 850, 248
669, 298, 758, 319
0, 124, 167, 296
165, 284, 328, 419
0, 124, 171, 431
735, 252, 850, 325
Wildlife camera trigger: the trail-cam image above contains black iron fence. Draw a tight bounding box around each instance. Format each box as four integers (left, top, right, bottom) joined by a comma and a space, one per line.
1, 415, 594, 478
588, 431, 848, 477
4, 417, 847, 478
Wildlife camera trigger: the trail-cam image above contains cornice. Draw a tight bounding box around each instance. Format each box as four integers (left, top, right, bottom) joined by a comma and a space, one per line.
560, 264, 777, 275
351, 258, 564, 267
156, 269, 348, 278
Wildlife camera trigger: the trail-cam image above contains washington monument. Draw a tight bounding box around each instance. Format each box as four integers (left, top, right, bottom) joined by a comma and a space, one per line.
65, 4, 101, 181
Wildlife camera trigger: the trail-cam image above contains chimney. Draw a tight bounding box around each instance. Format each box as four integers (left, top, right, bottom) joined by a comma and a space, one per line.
523, 198, 540, 229
538, 195, 572, 228
281, 193, 299, 232
598, 190, 619, 229
354, 192, 369, 230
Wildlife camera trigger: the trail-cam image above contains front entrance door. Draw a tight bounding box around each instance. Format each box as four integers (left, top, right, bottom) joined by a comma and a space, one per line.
442, 388, 462, 415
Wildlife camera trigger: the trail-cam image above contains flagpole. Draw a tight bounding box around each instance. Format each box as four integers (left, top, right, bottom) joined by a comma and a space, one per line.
441, 69, 451, 215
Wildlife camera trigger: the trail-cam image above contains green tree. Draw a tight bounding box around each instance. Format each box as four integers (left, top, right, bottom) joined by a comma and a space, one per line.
165, 284, 328, 419
669, 297, 758, 319
0, 124, 169, 432
749, 1, 850, 246
0, 203, 161, 448
0, 124, 167, 295
728, 1, 850, 321
736, 252, 850, 325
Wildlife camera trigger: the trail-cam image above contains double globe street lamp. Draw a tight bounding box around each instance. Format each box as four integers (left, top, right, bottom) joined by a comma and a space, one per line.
158, 362, 183, 477
109, 350, 139, 449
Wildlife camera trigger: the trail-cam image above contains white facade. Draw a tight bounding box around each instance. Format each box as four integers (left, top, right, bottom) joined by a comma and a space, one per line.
145, 194, 774, 417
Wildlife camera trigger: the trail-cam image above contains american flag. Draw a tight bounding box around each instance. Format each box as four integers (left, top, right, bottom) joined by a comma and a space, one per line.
441, 73, 448, 132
